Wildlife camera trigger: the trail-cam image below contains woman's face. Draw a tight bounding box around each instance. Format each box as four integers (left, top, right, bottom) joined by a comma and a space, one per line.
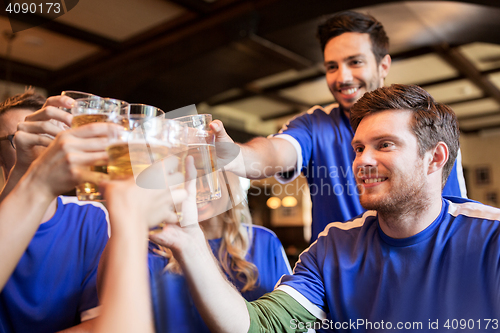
196, 172, 243, 222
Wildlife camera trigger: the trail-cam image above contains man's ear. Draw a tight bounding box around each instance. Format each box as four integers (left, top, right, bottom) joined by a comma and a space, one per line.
379, 54, 391, 80
427, 142, 449, 176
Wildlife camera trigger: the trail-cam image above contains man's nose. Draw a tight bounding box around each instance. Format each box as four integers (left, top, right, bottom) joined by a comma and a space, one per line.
337, 64, 353, 83
354, 148, 377, 169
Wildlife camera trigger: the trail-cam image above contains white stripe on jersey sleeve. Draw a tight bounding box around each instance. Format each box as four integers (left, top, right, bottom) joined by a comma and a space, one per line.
81, 305, 101, 321
319, 210, 377, 233
448, 200, 500, 221
276, 285, 327, 320
60, 196, 111, 237
271, 133, 303, 184
455, 149, 468, 198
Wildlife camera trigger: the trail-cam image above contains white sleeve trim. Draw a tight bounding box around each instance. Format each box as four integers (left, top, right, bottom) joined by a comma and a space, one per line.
447, 200, 500, 220
60, 196, 111, 237
276, 285, 327, 320
81, 305, 101, 321
455, 149, 467, 198
270, 134, 302, 184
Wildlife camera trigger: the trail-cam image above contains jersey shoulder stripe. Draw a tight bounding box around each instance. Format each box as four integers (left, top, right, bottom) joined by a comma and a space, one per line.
59, 196, 110, 236
447, 200, 500, 221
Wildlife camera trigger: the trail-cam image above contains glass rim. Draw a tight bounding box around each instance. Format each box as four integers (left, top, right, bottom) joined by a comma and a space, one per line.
71, 97, 125, 115
173, 113, 212, 121
61, 90, 97, 97
128, 104, 165, 116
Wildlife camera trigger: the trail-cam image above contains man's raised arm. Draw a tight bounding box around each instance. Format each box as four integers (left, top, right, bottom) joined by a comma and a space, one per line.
210, 120, 298, 179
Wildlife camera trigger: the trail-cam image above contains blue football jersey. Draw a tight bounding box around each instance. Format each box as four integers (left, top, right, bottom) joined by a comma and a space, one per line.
275, 104, 467, 242
0, 197, 109, 333
277, 197, 500, 332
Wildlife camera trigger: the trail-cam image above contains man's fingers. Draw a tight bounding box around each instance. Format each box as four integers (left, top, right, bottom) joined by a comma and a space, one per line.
24, 105, 73, 127
171, 189, 188, 206
149, 224, 180, 247
42, 95, 74, 110
136, 155, 183, 189
63, 151, 110, 167
14, 131, 53, 148
18, 120, 66, 138
210, 120, 234, 143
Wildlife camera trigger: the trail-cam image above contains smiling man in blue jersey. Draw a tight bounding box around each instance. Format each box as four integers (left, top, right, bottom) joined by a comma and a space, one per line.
212, 11, 467, 243
154, 84, 500, 333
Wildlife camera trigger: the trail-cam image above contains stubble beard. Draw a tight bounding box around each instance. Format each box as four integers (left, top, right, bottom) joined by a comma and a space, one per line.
359, 164, 430, 219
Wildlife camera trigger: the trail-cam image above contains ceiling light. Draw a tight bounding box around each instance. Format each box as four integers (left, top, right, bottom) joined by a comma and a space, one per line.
266, 197, 281, 209
282, 196, 297, 208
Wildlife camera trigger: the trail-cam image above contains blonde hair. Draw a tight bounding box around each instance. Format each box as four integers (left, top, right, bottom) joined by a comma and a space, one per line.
155, 173, 259, 292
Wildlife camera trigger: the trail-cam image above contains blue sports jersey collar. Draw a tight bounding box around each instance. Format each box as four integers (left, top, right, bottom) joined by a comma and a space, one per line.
377, 198, 448, 247
37, 196, 64, 231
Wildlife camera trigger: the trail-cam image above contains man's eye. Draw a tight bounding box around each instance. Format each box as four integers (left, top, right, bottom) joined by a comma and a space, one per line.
354, 147, 364, 153
380, 142, 393, 149
325, 64, 337, 71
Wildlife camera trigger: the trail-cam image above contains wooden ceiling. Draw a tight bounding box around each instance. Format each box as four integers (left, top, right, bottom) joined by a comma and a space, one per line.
2, 0, 500, 141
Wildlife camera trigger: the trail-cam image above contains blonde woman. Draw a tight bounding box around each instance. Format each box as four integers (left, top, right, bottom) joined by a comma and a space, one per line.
148, 171, 291, 332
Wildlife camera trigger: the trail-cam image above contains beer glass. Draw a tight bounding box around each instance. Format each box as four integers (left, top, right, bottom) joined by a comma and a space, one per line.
106, 117, 188, 183
120, 104, 165, 130
107, 117, 188, 226
71, 97, 123, 201
62, 90, 96, 100
174, 114, 221, 203
60, 91, 97, 112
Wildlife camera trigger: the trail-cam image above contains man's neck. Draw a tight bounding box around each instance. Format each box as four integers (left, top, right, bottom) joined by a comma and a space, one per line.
377, 193, 443, 239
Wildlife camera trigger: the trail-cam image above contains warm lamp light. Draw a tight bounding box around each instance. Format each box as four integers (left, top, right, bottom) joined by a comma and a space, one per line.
266, 197, 281, 209
282, 196, 297, 208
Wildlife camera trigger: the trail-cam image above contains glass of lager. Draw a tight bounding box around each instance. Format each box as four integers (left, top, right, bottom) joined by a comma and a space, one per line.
106, 117, 188, 226
174, 114, 221, 203
71, 97, 125, 201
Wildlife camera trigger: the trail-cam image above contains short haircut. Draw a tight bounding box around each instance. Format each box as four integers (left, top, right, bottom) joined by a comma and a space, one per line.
317, 11, 389, 64
350, 84, 460, 188
0, 90, 45, 116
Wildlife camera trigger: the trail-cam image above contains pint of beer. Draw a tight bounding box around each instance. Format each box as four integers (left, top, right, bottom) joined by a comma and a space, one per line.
174, 114, 221, 203
106, 117, 188, 187
71, 97, 125, 201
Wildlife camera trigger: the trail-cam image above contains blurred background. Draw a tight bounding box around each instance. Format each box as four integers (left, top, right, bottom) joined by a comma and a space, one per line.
2, 0, 500, 263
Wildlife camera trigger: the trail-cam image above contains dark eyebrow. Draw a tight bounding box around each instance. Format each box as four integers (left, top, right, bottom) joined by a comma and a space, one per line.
346, 54, 365, 61
324, 54, 366, 67
351, 134, 399, 147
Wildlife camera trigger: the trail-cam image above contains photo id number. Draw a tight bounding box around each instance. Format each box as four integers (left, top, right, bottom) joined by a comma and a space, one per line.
443, 319, 499, 330
5, 2, 61, 14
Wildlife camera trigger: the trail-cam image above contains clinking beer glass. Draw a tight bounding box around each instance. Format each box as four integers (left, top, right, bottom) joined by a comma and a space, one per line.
174, 114, 221, 203
106, 116, 188, 225
71, 97, 124, 201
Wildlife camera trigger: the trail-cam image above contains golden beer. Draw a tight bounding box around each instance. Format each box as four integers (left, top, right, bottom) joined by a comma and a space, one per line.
107, 142, 184, 178
71, 113, 110, 201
